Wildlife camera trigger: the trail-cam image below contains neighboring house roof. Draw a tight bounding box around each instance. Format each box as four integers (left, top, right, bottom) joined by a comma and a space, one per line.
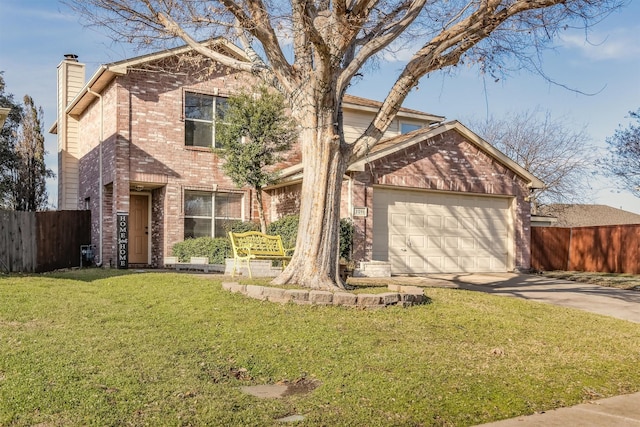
277, 120, 545, 189
538, 204, 640, 227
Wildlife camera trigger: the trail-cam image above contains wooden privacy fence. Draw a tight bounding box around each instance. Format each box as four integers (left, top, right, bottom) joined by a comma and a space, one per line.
531, 225, 640, 274
0, 210, 91, 273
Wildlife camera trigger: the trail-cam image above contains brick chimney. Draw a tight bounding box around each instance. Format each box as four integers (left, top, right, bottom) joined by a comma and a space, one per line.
57, 54, 85, 210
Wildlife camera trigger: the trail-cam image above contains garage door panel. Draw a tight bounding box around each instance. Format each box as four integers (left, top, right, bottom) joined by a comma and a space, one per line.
409, 214, 425, 228
428, 215, 442, 228
492, 257, 507, 270
444, 237, 459, 248
391, 213, 407, 227
477, 257, 492, 270
459, 257, 475, 270
459, 216, 475, 230
476, 217, 493, 230
373, 188, 512, 274
444, 216, 459, 229
409, 235, 425, 249
428, 236, 442, 248
409, 255, 426, 270
461, 237, 475, 248
389, 255, 408, 271
443, 256, 459, 270
427, 256, 443, 271
390, 234, 405, 248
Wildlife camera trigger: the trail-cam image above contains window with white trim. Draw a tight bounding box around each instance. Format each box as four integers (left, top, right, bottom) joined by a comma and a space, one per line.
184, 92, 228, 147
184, 191, 243, 239
400, 122, 422, 134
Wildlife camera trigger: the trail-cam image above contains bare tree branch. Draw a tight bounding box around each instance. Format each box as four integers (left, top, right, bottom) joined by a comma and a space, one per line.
351, 0, 604, 159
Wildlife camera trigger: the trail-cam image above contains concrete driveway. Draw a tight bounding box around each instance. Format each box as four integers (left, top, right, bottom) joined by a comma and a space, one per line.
407, 273, 640, 323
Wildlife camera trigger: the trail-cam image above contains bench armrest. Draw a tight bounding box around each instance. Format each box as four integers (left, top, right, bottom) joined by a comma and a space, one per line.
236, 244, 255, 258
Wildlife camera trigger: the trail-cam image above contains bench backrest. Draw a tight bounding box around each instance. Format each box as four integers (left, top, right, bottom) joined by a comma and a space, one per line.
229, 231, 286, 257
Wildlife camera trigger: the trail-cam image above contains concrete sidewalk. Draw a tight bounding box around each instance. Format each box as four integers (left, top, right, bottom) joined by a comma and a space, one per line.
475, 391, 640, 426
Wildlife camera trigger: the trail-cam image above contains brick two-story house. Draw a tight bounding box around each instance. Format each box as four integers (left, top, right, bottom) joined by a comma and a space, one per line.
51, 39, 543, 274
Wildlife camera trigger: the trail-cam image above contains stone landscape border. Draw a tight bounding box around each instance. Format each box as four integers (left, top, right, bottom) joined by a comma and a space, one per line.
221, 282, 427, 308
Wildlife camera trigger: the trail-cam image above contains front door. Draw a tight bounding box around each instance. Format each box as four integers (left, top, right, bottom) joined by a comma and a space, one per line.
129, 194, 149, 264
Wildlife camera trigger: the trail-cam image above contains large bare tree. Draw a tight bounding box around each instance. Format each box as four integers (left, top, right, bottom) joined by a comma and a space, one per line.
67, 0, 623, 290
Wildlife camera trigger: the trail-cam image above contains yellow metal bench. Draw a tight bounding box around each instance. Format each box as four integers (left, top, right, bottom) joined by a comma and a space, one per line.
228, 231, 293, 278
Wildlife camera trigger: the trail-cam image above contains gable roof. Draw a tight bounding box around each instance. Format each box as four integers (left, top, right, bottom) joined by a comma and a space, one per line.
277, 120, 544, 189
538, 204, 640, 227
60, 38, 246, 124
50, 38, 443, 134
363, 120, 544, 188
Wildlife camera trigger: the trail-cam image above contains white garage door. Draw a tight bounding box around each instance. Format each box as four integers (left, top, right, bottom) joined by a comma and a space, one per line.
373, 188, 513, 274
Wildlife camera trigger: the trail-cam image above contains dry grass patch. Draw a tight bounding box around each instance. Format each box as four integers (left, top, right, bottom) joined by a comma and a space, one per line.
542, 271, 640, 290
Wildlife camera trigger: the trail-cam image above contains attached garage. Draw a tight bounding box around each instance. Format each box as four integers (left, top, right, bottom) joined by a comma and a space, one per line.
276, 120, 544, 274
373, 187, 513, 274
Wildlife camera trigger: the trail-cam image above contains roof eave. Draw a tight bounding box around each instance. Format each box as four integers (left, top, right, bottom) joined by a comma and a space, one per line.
348, 125, 451, 172
104, 37, 247, 72
342, 101, 444, 124
339, 121, 546, 189
64, 38, 249, 119
66, 66, 120, 118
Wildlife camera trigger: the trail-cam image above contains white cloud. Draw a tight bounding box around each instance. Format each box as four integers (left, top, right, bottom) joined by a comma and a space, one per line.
559, 28, 640, 61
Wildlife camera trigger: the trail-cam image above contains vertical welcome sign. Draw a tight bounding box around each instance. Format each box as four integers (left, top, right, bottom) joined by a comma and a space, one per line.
117, 212, 128, 269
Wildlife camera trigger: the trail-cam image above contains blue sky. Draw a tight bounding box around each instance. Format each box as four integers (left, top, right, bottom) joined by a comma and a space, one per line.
1, 0, 639, 213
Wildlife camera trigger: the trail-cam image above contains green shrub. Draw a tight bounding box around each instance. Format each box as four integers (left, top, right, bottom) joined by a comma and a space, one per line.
266, 215, 355, 261
222, 220, 260, 234
266, 215, 300, 249
339, 218, 354, 261
171, 237, 231, 264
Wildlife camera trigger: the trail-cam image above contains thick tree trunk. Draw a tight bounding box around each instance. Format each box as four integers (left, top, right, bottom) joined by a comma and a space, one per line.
272, 113, 350, 290
255, 189, 267, 233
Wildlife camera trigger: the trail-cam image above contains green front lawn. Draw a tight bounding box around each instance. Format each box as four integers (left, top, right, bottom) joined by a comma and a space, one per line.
1, 270, 639, 426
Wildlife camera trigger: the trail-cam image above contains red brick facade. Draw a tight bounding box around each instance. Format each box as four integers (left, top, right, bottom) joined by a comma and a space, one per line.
71, 55, 534, 271
269, 129, 533, 270
77, 60, 260, 266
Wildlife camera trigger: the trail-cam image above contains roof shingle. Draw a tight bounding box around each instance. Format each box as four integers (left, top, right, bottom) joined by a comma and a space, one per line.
538, 204, 640, 227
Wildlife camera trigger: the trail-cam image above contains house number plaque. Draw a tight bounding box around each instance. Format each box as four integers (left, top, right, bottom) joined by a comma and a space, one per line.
117, 212, 128, 269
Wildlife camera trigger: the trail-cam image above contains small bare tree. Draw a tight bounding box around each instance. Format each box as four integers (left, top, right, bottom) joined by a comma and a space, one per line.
66, 0, 624, 290
0, 76, 53, 211
600, 109, 640, 198
470, 109, 595, 214
13, 95, 54, 211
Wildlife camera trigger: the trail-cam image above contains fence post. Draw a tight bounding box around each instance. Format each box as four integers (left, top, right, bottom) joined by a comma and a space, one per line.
566, 227, 573, 271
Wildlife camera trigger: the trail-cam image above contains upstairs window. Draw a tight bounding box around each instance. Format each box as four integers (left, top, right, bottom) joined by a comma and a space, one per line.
400, 123, 422, 134
184, 190, 243, 239
184, 92, 228, 147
